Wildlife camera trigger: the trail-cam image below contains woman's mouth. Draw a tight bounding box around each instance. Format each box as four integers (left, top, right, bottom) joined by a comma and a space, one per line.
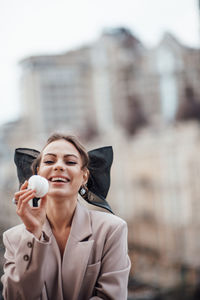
49, 176, 70, 183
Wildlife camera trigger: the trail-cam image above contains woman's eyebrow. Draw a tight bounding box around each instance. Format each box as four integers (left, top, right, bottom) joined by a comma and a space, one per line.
44, 153, 56, 157
44, 153, 78, 158
64, 154, 78, 159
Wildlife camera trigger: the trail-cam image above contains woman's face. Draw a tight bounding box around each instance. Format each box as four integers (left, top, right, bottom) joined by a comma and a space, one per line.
37, 139, 88, 200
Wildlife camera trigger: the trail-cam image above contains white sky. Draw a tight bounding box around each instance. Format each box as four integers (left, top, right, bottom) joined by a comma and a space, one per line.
0, 0, 199, 126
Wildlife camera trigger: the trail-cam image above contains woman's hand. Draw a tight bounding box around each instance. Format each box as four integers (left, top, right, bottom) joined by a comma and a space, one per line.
14, 181, 48, 239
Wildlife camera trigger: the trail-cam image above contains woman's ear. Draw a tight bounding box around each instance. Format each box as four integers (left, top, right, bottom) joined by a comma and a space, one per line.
82, 169, 89, 185
36, 166, 39, 174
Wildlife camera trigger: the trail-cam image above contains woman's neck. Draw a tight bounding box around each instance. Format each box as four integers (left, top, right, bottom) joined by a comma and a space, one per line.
46, 196, 77, 232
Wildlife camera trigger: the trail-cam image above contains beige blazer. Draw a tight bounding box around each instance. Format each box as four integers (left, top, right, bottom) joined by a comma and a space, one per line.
1, 201, 131, 300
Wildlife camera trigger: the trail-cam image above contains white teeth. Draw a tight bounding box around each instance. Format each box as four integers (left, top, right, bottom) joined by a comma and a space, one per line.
51, 177, 68, 182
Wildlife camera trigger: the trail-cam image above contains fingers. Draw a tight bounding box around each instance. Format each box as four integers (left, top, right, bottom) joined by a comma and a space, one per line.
21, 180, 28, 190
13, 181, 48, 215
13, 181, 30, 204
17, 189, 36, 213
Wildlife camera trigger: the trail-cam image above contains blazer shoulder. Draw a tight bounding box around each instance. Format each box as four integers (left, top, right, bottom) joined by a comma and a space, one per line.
3, 224, 25, 246
89, 209, 127, 231
4, 223, 24, 236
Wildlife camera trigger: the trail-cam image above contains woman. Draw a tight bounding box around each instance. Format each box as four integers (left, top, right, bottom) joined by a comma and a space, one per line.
1, 133, 131, 300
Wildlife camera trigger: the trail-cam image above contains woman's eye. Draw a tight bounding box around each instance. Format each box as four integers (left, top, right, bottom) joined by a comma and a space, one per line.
44, 160, 54, 164
66, 161, 77, 165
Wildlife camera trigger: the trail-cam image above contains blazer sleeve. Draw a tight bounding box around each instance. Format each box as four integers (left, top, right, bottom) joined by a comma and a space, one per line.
90, 220, 131, 300
1, 227, 50, 300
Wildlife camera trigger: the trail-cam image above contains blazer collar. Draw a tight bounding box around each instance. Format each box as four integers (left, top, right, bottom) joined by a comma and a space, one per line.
70, 201, 92, 242
63, 202, 94, 300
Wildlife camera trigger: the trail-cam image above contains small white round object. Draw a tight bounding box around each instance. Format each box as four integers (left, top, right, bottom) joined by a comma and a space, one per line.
28, 175, 49, 198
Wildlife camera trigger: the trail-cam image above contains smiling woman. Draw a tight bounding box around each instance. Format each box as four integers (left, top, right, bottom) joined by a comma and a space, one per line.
1, 133, 131, 300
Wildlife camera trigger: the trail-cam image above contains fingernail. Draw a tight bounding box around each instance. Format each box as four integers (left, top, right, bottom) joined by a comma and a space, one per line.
12, 198, 17, 205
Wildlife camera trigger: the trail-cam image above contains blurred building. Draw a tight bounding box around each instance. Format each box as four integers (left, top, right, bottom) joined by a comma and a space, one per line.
154, 33, 200, 122
19, 28, 146, 137
19, 47, 96, 137
91, 28, 145, 132
125, 122, 200, 290
19, 29, 200, 139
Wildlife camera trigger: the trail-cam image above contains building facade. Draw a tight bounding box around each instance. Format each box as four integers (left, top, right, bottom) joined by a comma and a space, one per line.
20, 47, 96, 137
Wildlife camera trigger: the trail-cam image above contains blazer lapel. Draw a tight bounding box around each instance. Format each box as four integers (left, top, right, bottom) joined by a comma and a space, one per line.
42, 219, 65, 300
62, 202, 94, 300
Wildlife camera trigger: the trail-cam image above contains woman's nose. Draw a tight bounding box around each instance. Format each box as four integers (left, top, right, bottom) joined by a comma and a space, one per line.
54, 161, 65, 171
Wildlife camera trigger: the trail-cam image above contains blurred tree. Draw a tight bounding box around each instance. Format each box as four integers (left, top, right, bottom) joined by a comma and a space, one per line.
176, 86, 200, 121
